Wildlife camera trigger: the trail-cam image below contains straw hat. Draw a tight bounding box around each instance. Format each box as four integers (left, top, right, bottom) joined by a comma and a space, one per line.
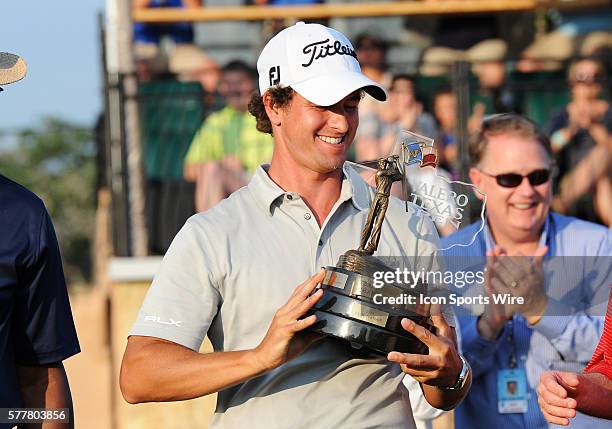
580, 31, 612, 56
519, 31, 576, 71
466, 39, 507, 63
168, 44, 209, 75
419, 46, 466, 77
0, 52, 27, 85
525, 31, 575, 60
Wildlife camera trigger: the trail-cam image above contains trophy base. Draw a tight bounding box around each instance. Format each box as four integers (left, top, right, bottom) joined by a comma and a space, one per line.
308, 258, 435, 356
311, 307, 429, 356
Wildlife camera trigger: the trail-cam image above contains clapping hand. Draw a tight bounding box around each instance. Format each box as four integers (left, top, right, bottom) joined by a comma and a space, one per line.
479, 245, 548, 339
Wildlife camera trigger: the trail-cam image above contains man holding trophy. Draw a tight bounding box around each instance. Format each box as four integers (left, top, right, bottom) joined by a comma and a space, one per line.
121, 22, 470, 428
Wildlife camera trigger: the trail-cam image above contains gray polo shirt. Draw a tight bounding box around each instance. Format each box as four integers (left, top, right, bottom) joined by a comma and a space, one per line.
130, 163, 449, 429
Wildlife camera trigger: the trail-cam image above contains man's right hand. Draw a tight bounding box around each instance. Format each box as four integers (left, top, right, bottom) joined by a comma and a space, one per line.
478, 247, 513, 340
252, 270, 325, 372
537, 371, 578, 426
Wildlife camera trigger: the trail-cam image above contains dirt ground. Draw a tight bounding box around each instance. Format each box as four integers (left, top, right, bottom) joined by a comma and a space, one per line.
64, 288, 113, 429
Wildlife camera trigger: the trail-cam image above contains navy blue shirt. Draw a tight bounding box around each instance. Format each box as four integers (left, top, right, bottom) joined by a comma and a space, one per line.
0, 175, 80, 415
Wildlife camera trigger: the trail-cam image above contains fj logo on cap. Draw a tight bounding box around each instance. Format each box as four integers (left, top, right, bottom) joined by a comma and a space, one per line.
269, 66, 280, 86
302, 39, 357, 67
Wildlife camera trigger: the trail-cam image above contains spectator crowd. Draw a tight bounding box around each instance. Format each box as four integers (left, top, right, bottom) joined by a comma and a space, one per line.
131, 5, 611, 235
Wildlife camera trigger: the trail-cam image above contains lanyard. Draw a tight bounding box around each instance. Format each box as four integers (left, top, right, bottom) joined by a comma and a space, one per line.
507, 318, 517, 369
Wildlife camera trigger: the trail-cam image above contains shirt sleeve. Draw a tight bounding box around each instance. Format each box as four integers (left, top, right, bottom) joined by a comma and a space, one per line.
184, 113, 224, 165
459, 315, 505, 379
547, 108, 568, 135
531, 251, 611, 363
403, 374, 445, 423
130, 218, 221, 351
530, 307, 605, 363
584, 290, 612, 379
12, 209, 80, 365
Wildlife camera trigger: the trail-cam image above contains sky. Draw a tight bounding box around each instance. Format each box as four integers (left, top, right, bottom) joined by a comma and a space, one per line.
1, 0, 106, 132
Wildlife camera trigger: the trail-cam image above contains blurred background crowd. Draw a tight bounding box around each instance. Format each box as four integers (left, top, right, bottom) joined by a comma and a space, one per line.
5, 0, 610, 273
121, 0, 612, 257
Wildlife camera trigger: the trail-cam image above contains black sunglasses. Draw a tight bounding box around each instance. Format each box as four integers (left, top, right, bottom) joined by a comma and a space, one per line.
479, 169, 551, 188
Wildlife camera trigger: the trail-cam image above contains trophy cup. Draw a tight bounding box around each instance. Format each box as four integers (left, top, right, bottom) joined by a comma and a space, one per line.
308, 154, 436, 356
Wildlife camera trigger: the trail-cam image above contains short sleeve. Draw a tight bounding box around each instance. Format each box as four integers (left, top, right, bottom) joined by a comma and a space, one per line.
129, 219, 221, 351
12, 210, 80, 365
547, 108, 568, 135
584, 290, 612, 380
184, 114, 224, 165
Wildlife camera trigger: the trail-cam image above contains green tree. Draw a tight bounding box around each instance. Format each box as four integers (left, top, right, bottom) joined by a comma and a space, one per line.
0, 117, 96, 284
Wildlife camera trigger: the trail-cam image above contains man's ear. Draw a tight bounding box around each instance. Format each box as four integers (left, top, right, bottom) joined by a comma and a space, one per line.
469, 167, 486, 201
263, 92, 282, 127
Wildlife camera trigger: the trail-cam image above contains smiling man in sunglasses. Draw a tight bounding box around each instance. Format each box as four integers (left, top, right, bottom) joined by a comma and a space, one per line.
469, 115, 554, 256
440, 113, 612, 429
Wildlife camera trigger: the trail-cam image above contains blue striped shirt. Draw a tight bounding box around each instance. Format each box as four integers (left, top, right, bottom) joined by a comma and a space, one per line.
441, 213, 612, 429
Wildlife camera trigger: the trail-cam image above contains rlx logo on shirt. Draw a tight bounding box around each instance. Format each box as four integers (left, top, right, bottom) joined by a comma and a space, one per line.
301, 38, 357, 67
145, 315, 183, 327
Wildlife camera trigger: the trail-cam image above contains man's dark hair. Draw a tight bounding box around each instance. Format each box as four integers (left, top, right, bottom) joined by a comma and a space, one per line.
469, 113, 552, 166
223, 59, 257, 81
566, 57, 607, 85
354, 33, 388, 53
390, 73, 416, 88
248, 86, 295, 134
433, 85, 454, 98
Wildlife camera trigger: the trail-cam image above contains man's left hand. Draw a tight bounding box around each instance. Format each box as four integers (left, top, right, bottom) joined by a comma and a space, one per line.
388, 307, 462, 387
487, 245, 548, 324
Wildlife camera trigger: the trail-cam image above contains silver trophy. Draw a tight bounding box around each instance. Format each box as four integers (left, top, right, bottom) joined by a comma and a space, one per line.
308, 137, 437, 355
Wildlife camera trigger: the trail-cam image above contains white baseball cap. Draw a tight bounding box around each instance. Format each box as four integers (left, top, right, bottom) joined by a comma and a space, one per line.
257, 22, 387, 106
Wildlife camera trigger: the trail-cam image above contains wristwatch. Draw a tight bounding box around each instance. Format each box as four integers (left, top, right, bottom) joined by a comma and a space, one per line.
439, 355, 470, 390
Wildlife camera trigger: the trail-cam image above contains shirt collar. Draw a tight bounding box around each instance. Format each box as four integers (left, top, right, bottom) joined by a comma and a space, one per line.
342, 162, 372, 211
249, 165, 285, 214
248, 163, 372, 216
483, 213, 551, 252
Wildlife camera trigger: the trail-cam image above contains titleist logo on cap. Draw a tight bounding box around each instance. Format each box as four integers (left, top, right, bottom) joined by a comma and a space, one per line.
302, 38, 357, 67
